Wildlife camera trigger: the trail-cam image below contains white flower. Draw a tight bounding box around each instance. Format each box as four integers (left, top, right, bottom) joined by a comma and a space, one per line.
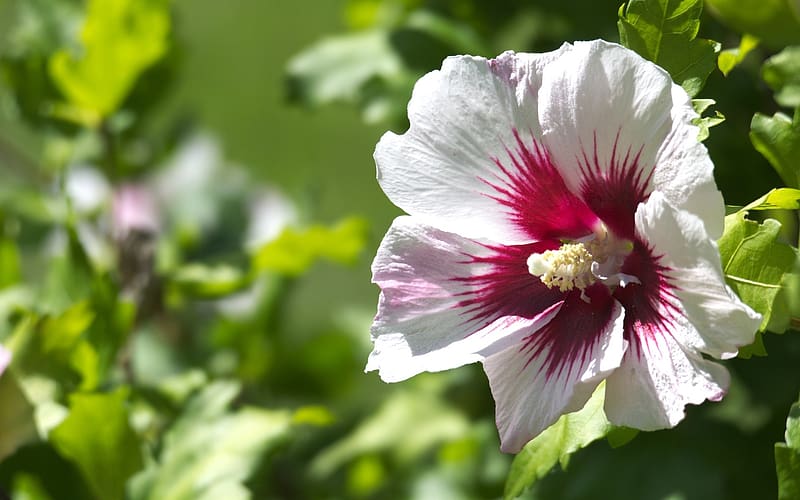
0, 344, 10, 378
366, 40, 762, 453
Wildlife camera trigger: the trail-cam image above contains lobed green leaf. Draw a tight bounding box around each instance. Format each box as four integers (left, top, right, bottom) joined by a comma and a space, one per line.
49, 388, 143, 500
504, 383, 613, 499
618, 0, 720, 96
718, 207, 797, 333
48, 0, 170, 123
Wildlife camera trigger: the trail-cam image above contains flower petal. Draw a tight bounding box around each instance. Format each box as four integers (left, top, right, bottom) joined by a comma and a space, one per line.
538, 40, 724, 238
634, 191, 761, 359
483, 287, 626, 453
375, 45, 602, 243
367, 217, 563, 382
0, 345, 10, 377
604, 328, 730, 430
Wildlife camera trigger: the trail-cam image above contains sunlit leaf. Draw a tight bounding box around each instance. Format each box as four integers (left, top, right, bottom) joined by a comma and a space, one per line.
750, 109, 800, 189
618, 0, 720, 96
776, 393, 800, 499
168, 263, 251, 299
127, 381, 292, 500
504, 383, 613, 499
739, 188, 800, 211
253, 217, 368, 276
692, 99, 725, 141
48, 0, 170, 122
7, 302, 100, 392
49, 388, 143, 500
762, 46, 800, 109
718, 33, 759, 77
718, 205, 797, 333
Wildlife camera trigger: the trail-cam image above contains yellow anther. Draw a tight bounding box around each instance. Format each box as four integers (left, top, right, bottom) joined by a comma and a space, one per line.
527, 243, 595, 292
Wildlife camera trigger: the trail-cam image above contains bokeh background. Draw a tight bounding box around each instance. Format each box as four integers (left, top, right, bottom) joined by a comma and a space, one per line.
0, 0, 799, 499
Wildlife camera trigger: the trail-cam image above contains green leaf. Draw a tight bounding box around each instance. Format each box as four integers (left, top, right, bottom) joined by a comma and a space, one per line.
705, 0, 800, 48
310, 385, 470, 478
127, 381, 292, 500
692, 99, 725, 141
741, 187, 800, 211
48, 0, 170, 122
718, 34, 759, 76
718, 207, 798, 333
7, 302, 101, 392
763, 46, 800, 109
253, 217, 368, 276
168, 263, 251, 299
49, 388, 143, 500
618, 0, 720, 96
287, 30, 405, 107
0, 370, 38, 462
776, 394, 800, 499
504, 383, 613, 499
750, 110, 800, 189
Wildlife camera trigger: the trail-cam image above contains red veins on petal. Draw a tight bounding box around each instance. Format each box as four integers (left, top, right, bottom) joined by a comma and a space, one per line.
578, 131, 654, 240
483, 130, 600, 240
614, 242, 680, 357
455, 241, 563, 326
518, 283, 617, 380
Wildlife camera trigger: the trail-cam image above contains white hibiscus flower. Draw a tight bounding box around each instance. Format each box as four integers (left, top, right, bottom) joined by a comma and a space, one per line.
366, 40, 762, 453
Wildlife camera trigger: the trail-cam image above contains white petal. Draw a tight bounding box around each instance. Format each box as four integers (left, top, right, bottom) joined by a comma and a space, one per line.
635, 191, 761, 359
367, 217, 563, 383
538, 40, 723, 236
0, 345, 10, 376
483, 299, 626, 453
375, 46, 571, 243
604, 330, 730, 430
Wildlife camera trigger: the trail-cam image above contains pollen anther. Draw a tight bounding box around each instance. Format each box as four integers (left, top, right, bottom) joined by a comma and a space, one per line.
527, 243, 595, 292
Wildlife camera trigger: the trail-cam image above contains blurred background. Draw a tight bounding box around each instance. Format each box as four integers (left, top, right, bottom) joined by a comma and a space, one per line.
0, 0, 798, 499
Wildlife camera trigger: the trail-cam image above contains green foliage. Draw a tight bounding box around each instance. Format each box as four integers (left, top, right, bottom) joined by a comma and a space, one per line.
7, 302, 100, 393
718, 34, 759, 76
253, 217, 368, 276
168, 263, 250, 299
504, 383, 614, 499
750, 109, 800, 189
310, 386, 470, 478
705, 0, 800, 48
48, 0, 170, 123
776, 394, 800, 500
692, 99, 725, 141
286, 6, 489, 125
762, 46, 800, 109
0, 372, 38, 462
49, 389, 143, 500
718, 194, 798, 333
128, 381, 292, 500
617, 0, 720, 96
0, 0, 799, 498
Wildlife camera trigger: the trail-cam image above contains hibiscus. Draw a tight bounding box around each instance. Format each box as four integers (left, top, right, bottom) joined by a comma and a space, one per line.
366, 40, 761, 453
0, 344, 10, 378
